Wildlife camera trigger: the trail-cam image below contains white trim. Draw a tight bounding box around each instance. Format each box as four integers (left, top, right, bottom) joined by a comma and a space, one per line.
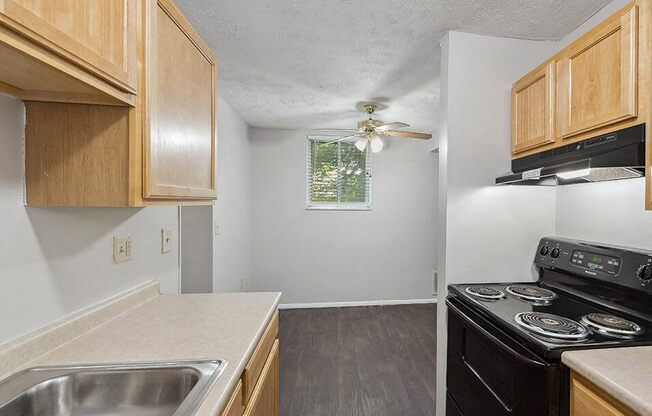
278, 298, 437, 310
305, 204, 371, 211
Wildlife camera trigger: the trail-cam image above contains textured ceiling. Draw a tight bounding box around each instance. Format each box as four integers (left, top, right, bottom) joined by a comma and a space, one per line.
175, 0, 611, 134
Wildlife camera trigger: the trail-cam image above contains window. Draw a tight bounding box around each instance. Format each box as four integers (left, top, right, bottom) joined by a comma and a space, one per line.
306, 137, 372, 210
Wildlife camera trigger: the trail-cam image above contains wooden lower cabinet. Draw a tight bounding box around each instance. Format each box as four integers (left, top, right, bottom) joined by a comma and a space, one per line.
243, 312, 279, 404
243, 340, 279, 416
221, 380, 245, 416
221, 311, 279, 416
570, 371, 637, 416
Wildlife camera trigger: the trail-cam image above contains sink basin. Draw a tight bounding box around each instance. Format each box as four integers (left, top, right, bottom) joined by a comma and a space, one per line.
0, 360, 227, 416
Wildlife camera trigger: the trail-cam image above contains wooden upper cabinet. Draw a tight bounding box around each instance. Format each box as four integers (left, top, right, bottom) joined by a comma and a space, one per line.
144, 0, 216, 200
512, 61, 556, 154
0, 0, 137, 104
556, 4, 639, 139
23, 0, 217, 207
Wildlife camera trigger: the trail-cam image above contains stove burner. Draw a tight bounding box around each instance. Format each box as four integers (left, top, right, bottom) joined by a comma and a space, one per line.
506, 285, 557, 302
580, 313, 645, 339
464, 286, 505, 300
515, 312, 589, 341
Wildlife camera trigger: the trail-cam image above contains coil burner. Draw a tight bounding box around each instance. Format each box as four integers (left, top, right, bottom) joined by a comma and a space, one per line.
581, 313, 644, 339
515, 312, 589, 342
464, 286, 506, 301
506, 285, 557, 303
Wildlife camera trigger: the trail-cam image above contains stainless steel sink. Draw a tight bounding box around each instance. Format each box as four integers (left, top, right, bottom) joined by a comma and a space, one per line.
0, 360, 227, 416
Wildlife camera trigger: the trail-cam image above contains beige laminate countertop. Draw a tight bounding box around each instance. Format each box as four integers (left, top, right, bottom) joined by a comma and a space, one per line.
30, 292, 281, 416
562, 346, 652, 416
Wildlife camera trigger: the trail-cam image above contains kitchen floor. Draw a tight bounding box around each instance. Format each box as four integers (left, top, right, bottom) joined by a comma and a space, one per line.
279, 304, 437, 416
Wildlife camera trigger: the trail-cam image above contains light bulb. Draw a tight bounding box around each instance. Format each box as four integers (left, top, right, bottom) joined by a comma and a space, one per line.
557, 168, 590, 179
354, 139, 367, 151
370, 137, 384, 153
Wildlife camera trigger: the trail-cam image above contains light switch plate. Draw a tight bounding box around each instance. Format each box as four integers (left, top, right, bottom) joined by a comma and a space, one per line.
162, 229, 173, 254
113, 236, 133, 263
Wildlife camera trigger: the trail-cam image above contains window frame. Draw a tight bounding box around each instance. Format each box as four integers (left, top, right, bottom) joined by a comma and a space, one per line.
305, 136, 373, 211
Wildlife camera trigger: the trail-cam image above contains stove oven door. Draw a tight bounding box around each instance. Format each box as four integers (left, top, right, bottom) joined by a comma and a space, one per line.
447, 298, 559, 416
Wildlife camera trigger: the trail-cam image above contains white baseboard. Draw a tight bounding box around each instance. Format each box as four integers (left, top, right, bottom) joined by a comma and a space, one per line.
278, 298, 437, 310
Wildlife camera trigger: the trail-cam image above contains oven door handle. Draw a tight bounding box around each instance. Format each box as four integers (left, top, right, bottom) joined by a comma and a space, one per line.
447, 300, 547, 369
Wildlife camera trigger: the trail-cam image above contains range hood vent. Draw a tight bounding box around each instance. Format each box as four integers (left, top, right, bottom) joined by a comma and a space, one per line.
496, 124, 646, 186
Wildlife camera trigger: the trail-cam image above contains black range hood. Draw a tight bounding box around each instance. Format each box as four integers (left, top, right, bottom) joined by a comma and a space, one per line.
496, 124, 646, 186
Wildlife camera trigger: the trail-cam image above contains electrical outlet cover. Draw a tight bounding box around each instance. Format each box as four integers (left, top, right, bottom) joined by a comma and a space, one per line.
162, 229, 173, 254
113, 237, 131, 263
125, 237, 134, 260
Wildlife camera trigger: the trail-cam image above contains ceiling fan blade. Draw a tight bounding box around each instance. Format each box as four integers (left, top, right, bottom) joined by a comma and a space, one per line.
310, 128, 359, 136
384, 130, 432, 140
324, 134, 364, 144
376, 122, 409, 132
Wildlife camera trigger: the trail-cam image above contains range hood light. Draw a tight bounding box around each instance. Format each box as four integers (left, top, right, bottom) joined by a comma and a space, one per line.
557, 168, 591, 180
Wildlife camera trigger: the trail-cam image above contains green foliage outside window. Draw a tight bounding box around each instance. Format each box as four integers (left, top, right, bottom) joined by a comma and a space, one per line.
308, 139, 371, 208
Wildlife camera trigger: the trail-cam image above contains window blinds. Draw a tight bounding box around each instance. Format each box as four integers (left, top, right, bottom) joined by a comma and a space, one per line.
306, 138, 372, 210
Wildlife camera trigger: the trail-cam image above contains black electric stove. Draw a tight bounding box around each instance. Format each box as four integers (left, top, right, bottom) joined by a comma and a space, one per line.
446, 237, 652, 416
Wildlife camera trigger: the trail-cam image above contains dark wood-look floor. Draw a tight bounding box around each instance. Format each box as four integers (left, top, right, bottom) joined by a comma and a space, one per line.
279, 304, 437, 416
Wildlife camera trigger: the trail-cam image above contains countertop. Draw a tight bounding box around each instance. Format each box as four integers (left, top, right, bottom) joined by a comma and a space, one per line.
562, 346, 652, 416
29, 292, 281, 416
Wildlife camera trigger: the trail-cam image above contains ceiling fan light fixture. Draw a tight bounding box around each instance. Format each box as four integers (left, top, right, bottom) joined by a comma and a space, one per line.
355, 139, 367, 151
370, 137, 384, 153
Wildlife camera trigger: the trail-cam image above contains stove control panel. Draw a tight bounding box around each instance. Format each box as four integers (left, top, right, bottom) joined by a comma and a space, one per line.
536, 237, 652, 293
571, 250, 621, 275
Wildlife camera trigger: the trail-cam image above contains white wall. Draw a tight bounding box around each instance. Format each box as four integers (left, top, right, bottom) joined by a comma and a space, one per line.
435, 32, 560, 416
249, 128, 438, 304
212, 97, 253, 292
556, 179, 652, 248
0, 94, 180, 345
440, 31, 559, 287
181, 206, 213, 293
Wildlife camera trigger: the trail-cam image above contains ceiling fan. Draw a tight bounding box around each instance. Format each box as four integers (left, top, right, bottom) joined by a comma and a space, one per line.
311, 104, 432, 153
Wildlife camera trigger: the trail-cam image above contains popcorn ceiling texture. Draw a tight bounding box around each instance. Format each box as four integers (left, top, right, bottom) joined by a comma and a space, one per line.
175, 0, 611, 134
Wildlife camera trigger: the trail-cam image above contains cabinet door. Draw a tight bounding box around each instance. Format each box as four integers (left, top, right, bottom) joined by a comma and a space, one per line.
557, 4, 638, 139
0, 0, 137, 93
221, 380, 245, 416
512, 61, 556, 155
243, 340, 279, 416
144, 0, 216, 200
570, 372, 635, 416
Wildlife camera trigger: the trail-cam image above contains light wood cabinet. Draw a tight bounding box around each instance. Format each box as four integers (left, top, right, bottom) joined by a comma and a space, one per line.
144, 0, 216, 199
557, 4, 638, 139
220, 311, 280, 416
23, 0, 217, 206
222, 380, 245, 416
510, 1, 652, 210
512, 61, 556, 154
0, 0, 137, 105
243, 340, 280, 416
570, 371, 637, 416
242, 311, 279, 404
511, 2, 644, 160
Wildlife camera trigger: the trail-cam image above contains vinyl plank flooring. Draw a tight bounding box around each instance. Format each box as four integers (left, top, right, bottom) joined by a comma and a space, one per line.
279, 304, 437, 416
